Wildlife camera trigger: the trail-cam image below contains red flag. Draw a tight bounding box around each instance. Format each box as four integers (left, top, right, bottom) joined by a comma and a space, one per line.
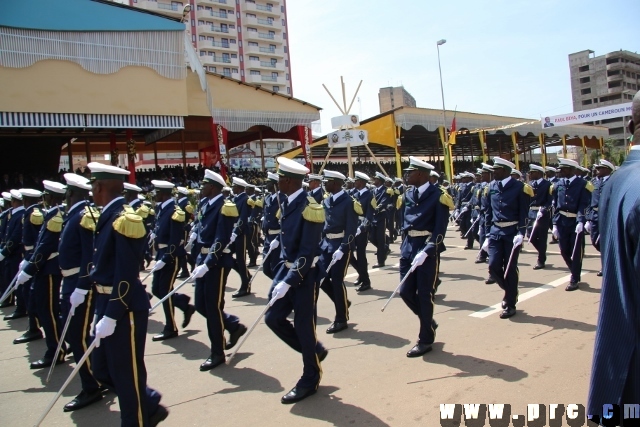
449, 115, 457, 145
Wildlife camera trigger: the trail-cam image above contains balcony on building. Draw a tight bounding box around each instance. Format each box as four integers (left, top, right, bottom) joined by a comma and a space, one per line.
244, 15, 282, 29
198, 39, 235, 53
199, 0, 230, 5
246, 74, 284, 85
136, 0, 184, 18
244, 44, 284, 57
243, 2, 281, 18
197, 23, 237, 37
246, 58, 284, 72
196, 9, 234, 21
200, 54, 239, 67
243, 30, 282, 44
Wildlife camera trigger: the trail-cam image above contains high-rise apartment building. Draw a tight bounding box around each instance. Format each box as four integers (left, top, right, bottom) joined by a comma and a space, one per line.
378, 86, 416, 113
126, 0, 294, 95
568, 49, 639, 137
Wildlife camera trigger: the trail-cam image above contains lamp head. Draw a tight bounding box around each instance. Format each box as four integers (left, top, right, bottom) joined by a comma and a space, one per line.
437, 39, 446, 46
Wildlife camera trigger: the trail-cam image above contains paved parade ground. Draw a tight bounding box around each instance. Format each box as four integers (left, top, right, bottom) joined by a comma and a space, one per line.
0, 227, 602, 426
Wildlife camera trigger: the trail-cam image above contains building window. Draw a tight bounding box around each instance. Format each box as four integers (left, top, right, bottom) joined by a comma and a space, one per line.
249, 55, 259, 61
241, 70, 244, 77
286, 73, 289, 81
248, 41, 258, 46
232, 69, 238, 73
285, 60, 289, 67
578, 65, 589, 72
606, 58, 619, 65
229, 24, 235, 29
580, 88, 591, 95
246, 13, 256, 18
230, 39, 236, 44
231, 54, 237, 58
579, 76, 590, 84
284, 46, 288, 53
273, 86, 279, 92
199, 35, 206, 40
200, 51, 205, 56
250, 70, 260, 75
191, 20, 195, 26
247, 27, 257, 32
198, 20, 204, 25
287, 87, 290, 94
608, 81, 621, 88
582, 100, 592, 106
192, 34, 196, 42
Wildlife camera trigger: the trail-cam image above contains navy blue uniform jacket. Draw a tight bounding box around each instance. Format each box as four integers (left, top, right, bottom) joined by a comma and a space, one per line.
484, 178, 530, 237
320, 192, 357, 253
58, 201, 95, 293
400, 185, 449, 259
23, 207, 64, 277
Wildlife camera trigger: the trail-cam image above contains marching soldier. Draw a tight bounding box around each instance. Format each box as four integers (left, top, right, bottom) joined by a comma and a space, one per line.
14, 188, 45, 344
17, 181, 67, 369
371, 172, 392, 268
0, 192, 15, 308
318, 170, 358, 334
385, 177, 398, 242
551, 158, 592, 291
475, 164, 493, 265
394, 178, 405, 238
123, 182, 143, 209
176, 187, 194, 278
264, 157, 328, 404
480, 158, 531, 319
307, 174, 324, 204
58, 173, 103, 412
526, 164, 552, 270
261, 172, 282, 280
149, 180, 195, 341
456, 173, 474, 248
350, 172, 374, 292
229, 177, 253, 298
247, 186, 263, 268
88, 162, 168, 425
190, 170, 247, 371
0, 190, 25, 315
545, 166, 560, 245
398, 157, 451, 357
585, 159, 614, 277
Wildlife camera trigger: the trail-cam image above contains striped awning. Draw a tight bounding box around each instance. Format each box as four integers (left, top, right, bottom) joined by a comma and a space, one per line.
0, 112, 184, 129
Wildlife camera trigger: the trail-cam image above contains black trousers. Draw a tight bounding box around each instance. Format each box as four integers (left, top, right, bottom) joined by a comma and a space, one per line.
488, 234, 521, 308
399, 253, 439, 345
527, 213, 550, 264
349, 229, 370, 284
319, 250, 350, 323
34, 273, 64, 359
151, 257, 190, 333
370, 217, 388, 264
232, 234, 251, 290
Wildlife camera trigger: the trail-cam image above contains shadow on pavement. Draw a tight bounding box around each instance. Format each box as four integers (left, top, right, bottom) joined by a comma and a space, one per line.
410, 343, 528, 383
439, 272, 486, 282
331, 324, 411, 349
157, 329, 213, 361
68, 392, 119, 426
436, 297, 489, 313
209, 362, 284, 395
508, 311, 596, 332
289, 385, 391, 427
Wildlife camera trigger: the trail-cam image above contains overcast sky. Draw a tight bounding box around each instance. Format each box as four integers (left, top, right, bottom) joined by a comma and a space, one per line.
285, 0, 639, 135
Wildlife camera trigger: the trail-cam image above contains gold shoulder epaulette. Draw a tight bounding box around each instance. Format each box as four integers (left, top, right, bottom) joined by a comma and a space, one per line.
171, 207, 186, 223
549, 184, 554, 196
585, 181, 594, 192
247, 198, 256, 208
80, 207, 99, 231
254, 198, 264, 208
323, 192, 329, 199
386, 188, 394, 195
185, 203, 195, 215
303, 197, 325, 223
149, 208, 155, 216
135, 205, 150, 219
276, 208, 281, 220
221, 201, 239, 217
112, 211, 145, 239
30, 208, 44, 226
394, 189, 400, 195
46, 211, 63, 233
371, 197, 378, 209
523, 183, 534, 197
352, 198, 363, 215
439, 191, 455, 210
396, 195, 403, 209
483, 186, 489, 196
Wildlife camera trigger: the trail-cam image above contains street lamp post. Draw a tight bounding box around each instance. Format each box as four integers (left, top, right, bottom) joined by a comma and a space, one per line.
436, 39, 452, 179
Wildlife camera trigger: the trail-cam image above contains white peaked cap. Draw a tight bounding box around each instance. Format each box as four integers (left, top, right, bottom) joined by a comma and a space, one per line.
596, 159, 614, 170
511, 169, 523, 177
43, 180, 66, 194
203, 169, 226, 187
267, 172, 279, 181
232, 177, 249, 187
558, 158, 580, 169
87, 162, 130, 180
322, 170, 346, 181
19, 188, 42, 198
137, 194, 146, 200
10, 189, 23, 200
302, 182, 309, 187
276, 157, 309, 178
405, 156, 435, 171
177, 186, 189, 195
430, 171, 440, 178
152, 180, 175, 189
492, 157, 515, 170
545, 166, 557, 172
355, 171, 371, 181
64, 173, 91, 191
123, 182, 142, 192
374, 171, 386, 180
307, 174, 323, 181
529, 164, 545, 173
2, 191, 12, 201
481, 163, 494, 171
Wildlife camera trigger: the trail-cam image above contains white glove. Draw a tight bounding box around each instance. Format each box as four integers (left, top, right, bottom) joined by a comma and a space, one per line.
94, 316, 117, 346
0, 253, 5, 262
229, 233, 238, 244
149, 232, 156, 241
152, 260, 166, 272
269, 238, 280, 252
190, 264, 209, 280
453, 209, 459, 218
269, 281, 291, 306
16, 271, 31, 285
513, 234, 524, 247
355, 227, 362, 237
585, 221, 592, 233
69, 289, 88, 315
19, 260, 27, 270
188, 232, 197, 243
481, 239, 490, 252
332, 249, 344, 262
552, 225, 559, 240
460, 207, 468, 214
411, 251, 428, 267
184, 241, 194, 252
536, 210, 544, 220
575, 222, 584, 234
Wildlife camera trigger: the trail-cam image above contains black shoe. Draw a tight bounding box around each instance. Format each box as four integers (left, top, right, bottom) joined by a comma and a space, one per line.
372, 263, 385, 268
182, 305, 196, 328
549, 239, 558, 245
146, 259, 152, 268
533, 262, 545, 270
565, 281, 579, 291
177, 272, 190, 279
406, 343, 432, 358
464, 245, 473, 250
152, 331, 178, 341
200, 354, 225, 371
347, 300, 351, 308
326, 322, 348, 334
0, 300, 15, 309
281, 386, 317, 404
63, 389, 104, 412
30, 356, 64, 370
352, 279, 362, 287
501, 300, 507, 309
147, 292, 153, 300
14, 329, 43, 344
474, 258, 487, 264
247, 262, 257, 268
232, 289, 251, 298
227, 324, 247, 349
434, 278, 442, 293
4, 311, 27, 320
485, 278, 496, 285
149, 404, 169, 427
356, 282, 371, 292
431, 319, 439, 331
318, 349, 328, 362
500, 307, 516, 319
597, 270, 602, 277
